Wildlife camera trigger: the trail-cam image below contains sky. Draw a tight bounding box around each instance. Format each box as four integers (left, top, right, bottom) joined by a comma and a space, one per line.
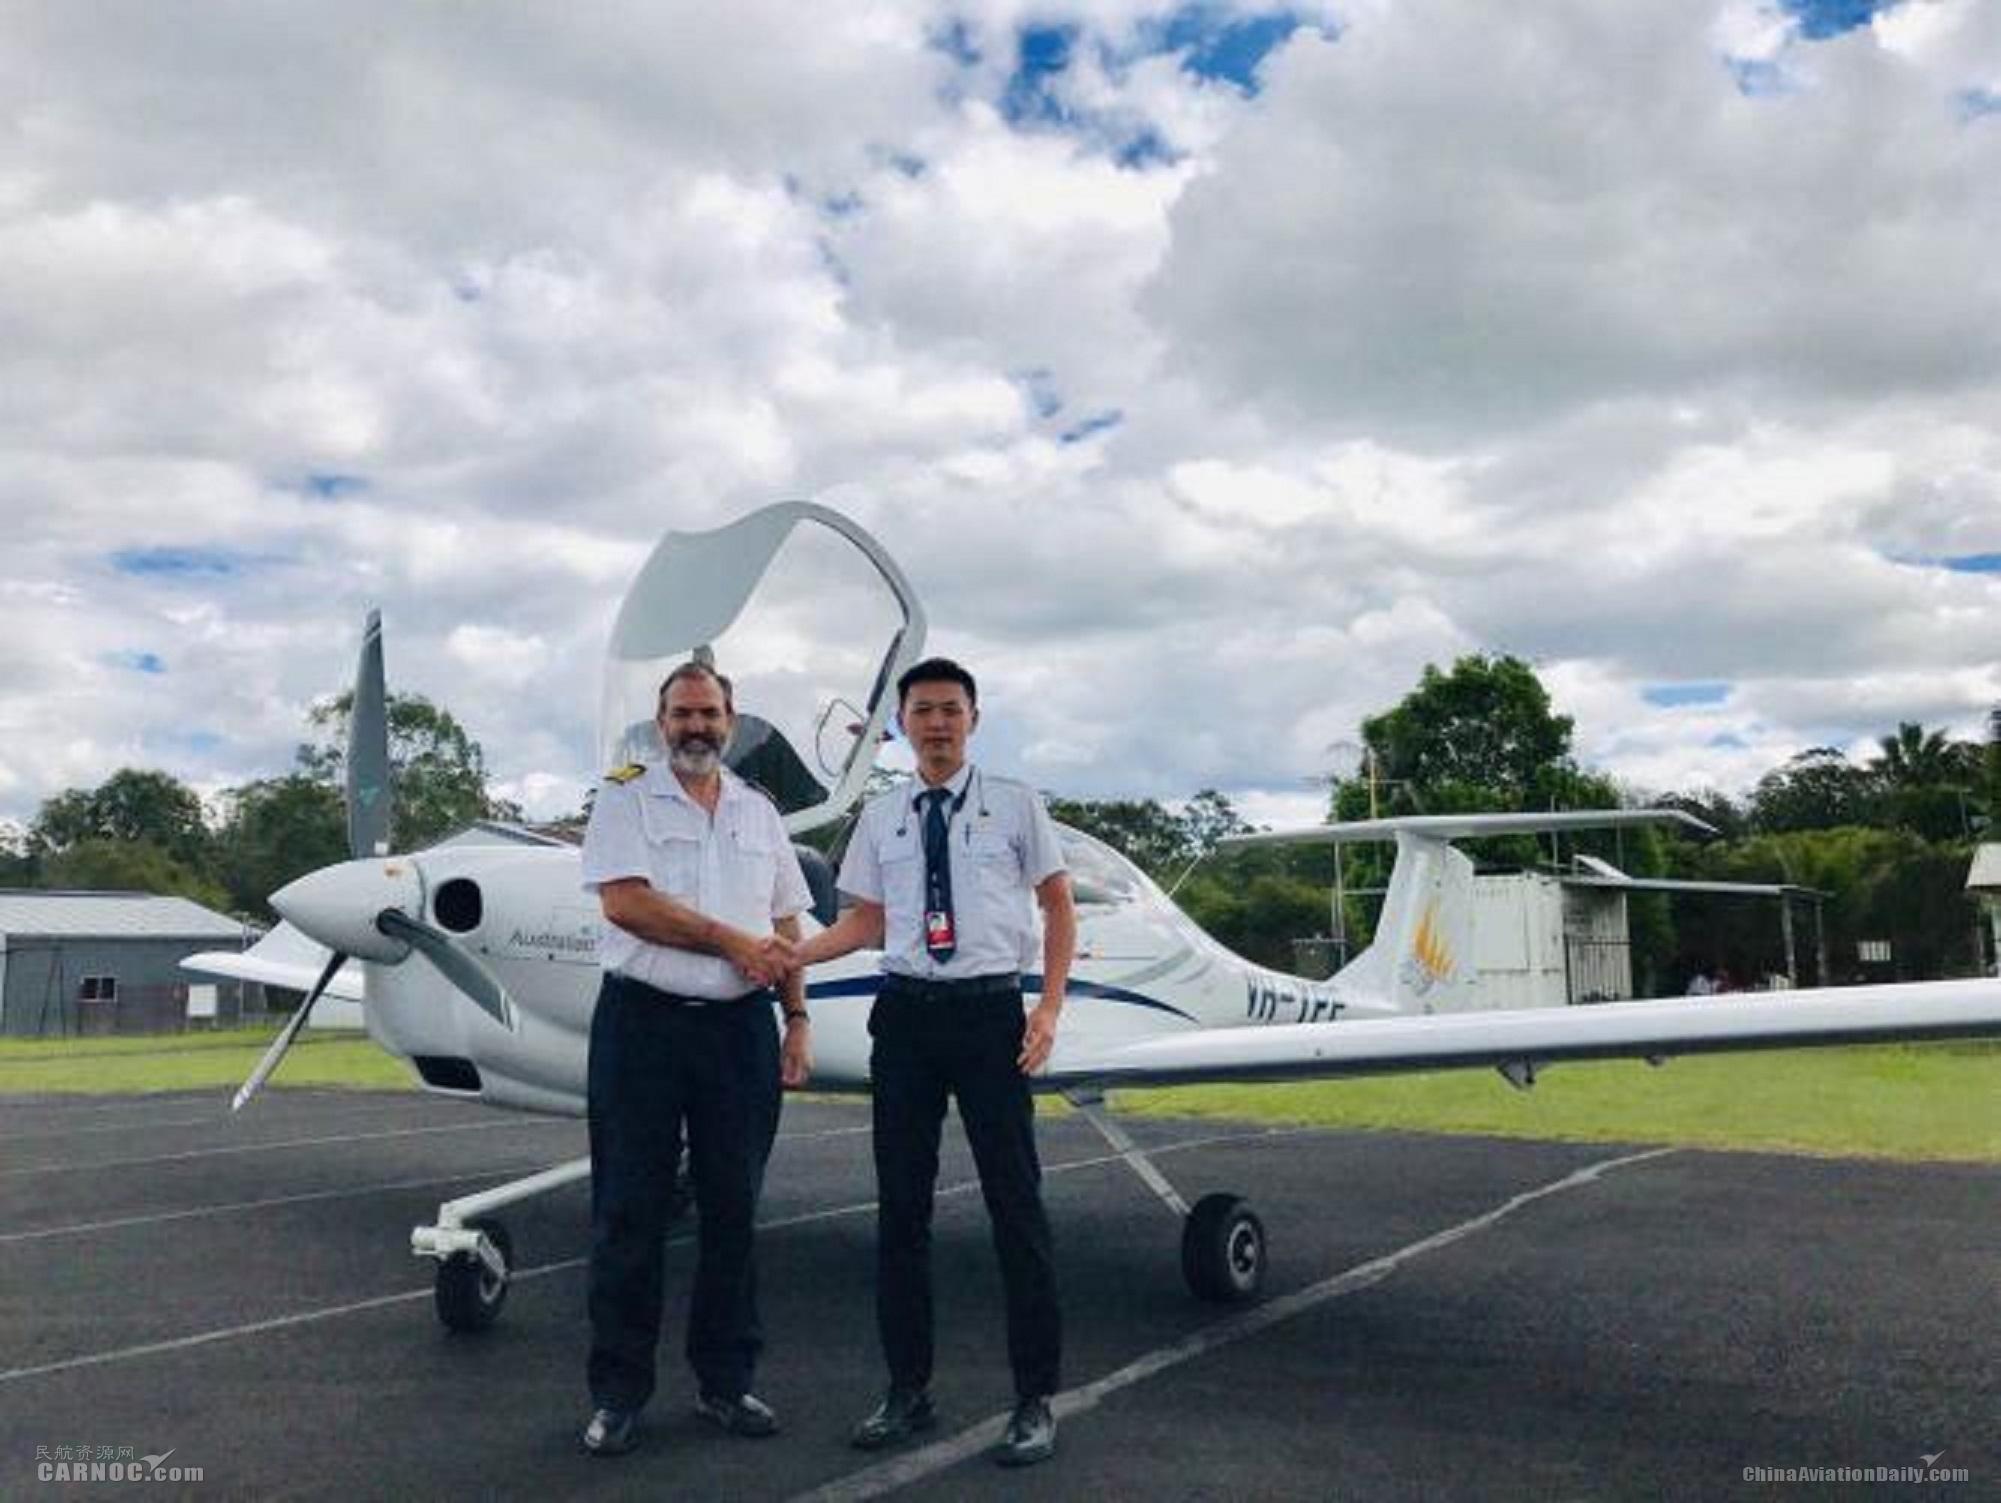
2, 0, 1998, 839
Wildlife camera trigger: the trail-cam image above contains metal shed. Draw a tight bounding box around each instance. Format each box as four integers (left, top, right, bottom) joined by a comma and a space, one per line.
0, 890, 255, 1036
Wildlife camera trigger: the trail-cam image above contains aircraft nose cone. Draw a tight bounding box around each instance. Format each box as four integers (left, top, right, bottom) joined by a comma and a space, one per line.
272, 858, 424, 963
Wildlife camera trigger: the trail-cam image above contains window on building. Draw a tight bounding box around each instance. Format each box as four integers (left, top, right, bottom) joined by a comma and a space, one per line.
78, 975, 118, 1001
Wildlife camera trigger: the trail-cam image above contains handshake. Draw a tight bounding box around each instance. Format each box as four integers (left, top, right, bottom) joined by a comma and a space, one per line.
730, 930, 805, 989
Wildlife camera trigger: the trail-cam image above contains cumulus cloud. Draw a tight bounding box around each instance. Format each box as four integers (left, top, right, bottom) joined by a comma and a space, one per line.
0, 0, 1995, 839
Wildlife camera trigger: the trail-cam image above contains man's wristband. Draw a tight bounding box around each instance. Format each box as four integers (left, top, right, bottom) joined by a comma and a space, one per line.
783, 1010, 810, 1025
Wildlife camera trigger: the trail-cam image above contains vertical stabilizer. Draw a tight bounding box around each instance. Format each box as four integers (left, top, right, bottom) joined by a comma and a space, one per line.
1335, 832, 1477, 1014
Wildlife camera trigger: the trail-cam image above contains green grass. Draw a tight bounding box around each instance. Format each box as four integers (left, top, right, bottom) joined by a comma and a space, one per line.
0, 1026, 415, 1095
1118, 1042, 2001, 1163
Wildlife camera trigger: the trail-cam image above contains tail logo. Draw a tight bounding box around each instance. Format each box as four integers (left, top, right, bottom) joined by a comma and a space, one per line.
1399, 899, 1457, 997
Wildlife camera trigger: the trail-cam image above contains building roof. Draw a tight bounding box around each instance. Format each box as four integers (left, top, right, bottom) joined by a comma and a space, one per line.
0, 890, 251, 941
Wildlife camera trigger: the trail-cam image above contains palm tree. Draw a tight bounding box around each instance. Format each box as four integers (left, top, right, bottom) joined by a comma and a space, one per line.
1870, 722, 1977, 789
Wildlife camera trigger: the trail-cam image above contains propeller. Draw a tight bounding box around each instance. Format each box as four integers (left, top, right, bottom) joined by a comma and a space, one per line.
347, 609, 392, 858
234, 608, 517, 1111
376, 910, 513, 1031
232, 950, 347, 1112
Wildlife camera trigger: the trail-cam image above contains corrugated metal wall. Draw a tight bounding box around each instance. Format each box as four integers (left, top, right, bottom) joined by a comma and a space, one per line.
0, 938, 245, 1037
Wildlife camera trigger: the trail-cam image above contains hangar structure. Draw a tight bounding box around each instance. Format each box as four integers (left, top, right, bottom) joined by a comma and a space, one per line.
0, 890, 254, 1037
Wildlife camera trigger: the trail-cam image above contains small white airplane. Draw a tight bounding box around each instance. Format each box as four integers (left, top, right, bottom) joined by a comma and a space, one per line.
187, 502, 2001, 1331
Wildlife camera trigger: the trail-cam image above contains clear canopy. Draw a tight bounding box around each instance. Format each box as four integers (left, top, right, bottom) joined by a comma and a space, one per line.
599, 503, 925, 834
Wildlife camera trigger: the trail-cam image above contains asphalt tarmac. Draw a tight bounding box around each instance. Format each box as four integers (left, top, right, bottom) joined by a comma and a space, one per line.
1, 1087, 1992, 1500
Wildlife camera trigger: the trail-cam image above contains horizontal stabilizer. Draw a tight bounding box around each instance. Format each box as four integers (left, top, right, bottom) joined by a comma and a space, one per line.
1218, 808, 1713, 851
1047, 979, 2001, 1088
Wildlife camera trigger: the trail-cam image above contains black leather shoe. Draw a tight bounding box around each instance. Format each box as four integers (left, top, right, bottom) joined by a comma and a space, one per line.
580, 1405, 640, 1457
695, 1391, 780, 1438
994, 1395, 1055, 1468
849, 1387, 936, 1451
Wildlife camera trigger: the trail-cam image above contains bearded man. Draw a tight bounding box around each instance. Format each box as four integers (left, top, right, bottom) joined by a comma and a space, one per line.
575, 660, 813, 1459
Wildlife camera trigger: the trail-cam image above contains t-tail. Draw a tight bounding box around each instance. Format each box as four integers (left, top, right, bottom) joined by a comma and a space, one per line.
1218, 809, 1715, 1017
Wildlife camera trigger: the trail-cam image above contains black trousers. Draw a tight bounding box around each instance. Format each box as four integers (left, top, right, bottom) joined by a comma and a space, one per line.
868, 979, 1061, 1400
586, 973, 781, 1410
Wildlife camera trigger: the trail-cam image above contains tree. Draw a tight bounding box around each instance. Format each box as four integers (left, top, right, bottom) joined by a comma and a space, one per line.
30, 768, 215, 870
1181, 788, 1252, 856
1870, 722, 1978, 788
39, 837, 232, 911
298, 692, 518, 850
1747, 748, 1881, 834
1867, 721, 1982, 842
1044, 797, 1192, 879
214, 775, 347, 919
1351, 654, 1576, 812
1657, 788, 1749, 841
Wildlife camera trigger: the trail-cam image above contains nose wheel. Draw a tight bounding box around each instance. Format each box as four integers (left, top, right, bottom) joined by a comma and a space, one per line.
412, 1154, 595, 1333
435, 1215, 512, 1333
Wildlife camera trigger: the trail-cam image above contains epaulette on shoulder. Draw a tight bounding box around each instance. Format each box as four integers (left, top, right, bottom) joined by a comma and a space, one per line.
604, 762, 647, 785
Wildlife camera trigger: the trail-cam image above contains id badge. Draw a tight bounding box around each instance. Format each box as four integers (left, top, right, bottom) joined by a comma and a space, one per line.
925, 910, 956, 953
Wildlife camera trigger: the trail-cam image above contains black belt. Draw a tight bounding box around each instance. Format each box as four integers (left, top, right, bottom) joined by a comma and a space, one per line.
880, 973, 1021, 999
610, 973, 772, 1009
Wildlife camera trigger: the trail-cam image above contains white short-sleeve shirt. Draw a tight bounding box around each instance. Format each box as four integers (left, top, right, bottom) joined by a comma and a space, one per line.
581, 761, 812, 999
837, 762, 1067, 982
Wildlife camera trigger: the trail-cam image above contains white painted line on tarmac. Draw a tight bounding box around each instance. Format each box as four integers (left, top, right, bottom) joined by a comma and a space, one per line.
5, 1098, 470, 1143
0, 1124, 1288, 1385
790, 1146, 1681, 1503
0, 1116, 576, 1179
0, 1124, 876, 1243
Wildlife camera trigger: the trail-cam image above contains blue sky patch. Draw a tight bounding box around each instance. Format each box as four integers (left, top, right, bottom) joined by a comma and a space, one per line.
1060, 410, 1124, 445
1115, 126, 1179, 168
1159, 7, 1305, 93
1959, 88, 2001, 122
111, 547, 250, 578
1002, 25, 1079, 128
106, 650, 165, 674
1644, 682, 1732, 708
1942, 553, 2001, 573
1781, 0, 1886, 42
1706, 732, 1748, 750
1725, 56, 1791, 97
304, 472, 367, 500
929, 16, 980, 67
1013, 368, 1063, 420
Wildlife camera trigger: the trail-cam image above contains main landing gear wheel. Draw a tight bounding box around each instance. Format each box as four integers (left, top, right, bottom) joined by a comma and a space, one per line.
436, 1215, 512, 1333
1181, 1193, 1266, 1303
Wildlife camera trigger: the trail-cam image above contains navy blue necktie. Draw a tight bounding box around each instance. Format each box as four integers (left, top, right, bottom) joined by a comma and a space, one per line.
920, 787, 956, 960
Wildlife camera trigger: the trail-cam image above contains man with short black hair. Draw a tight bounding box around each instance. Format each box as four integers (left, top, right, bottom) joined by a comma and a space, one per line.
577, 660, 813, 1458
796, 656, 1076, 1468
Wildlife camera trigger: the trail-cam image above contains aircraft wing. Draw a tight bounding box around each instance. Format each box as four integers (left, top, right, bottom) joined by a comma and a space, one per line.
182, 922, 366, 1002
1050, 979, 2001, 1088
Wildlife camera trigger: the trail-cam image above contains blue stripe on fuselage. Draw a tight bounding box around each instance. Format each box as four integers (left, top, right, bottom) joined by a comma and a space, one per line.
803, 972, 1197, 1023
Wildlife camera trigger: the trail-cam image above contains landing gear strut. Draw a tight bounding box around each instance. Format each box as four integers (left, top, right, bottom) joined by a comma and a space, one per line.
1066, 1091, 1268, 1303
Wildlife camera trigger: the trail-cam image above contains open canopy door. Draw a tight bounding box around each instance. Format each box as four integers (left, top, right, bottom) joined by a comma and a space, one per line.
599, 501, 927, 835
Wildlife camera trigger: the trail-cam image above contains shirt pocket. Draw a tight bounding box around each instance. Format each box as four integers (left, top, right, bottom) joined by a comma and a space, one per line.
725, 820, 780, 919
967, 829, 1019, 893
637, 797, 704, 900
878, 845, 925, 917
